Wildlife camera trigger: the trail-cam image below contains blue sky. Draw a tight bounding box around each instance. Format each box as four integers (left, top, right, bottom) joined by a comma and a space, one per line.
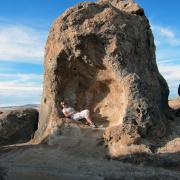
0, 0, 179, 107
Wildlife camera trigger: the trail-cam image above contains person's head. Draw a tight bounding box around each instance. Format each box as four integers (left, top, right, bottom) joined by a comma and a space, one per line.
60, 100, 68, 108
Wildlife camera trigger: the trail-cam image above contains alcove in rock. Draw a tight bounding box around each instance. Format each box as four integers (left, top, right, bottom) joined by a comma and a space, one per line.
35, 0, 169, 147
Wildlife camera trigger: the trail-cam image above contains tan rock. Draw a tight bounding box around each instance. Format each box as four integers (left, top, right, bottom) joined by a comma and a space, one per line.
35, 0, 169, 145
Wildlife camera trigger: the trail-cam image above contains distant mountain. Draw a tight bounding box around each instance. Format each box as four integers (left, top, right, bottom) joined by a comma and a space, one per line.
0, 104, 39, 111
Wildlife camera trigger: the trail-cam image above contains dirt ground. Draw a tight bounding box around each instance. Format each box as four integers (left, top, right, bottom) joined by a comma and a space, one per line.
0, 100, 180, 180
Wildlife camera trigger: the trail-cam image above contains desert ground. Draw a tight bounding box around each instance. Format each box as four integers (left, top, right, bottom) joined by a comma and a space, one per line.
0, 99, 179, 180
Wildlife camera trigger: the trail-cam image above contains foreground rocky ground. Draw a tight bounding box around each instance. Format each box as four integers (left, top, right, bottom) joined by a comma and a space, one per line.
0, 100, 180, 180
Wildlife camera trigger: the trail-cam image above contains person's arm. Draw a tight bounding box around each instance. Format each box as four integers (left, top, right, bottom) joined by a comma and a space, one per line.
62, 107, 77, 118
63, 111, 72, 118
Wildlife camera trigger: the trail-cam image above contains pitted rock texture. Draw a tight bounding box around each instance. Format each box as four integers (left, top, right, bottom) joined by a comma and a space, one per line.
0, 108, 38, 145
35, 0, 169, 143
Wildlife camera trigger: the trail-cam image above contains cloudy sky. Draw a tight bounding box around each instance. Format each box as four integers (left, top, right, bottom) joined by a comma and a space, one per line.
0, 0, 179, 107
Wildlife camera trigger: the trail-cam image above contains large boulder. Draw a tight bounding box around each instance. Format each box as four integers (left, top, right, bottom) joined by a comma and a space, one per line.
0, 108, 38, 145
35, 0, 169, 144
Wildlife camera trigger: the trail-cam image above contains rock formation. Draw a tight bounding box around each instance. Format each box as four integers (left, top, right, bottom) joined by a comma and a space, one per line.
35, 0, 169, 145
1, 1, 180, 179
0, 108, 38, 145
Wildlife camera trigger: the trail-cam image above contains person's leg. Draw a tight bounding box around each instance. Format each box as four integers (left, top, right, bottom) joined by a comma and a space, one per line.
82, 109, 96, 126
72, 110, 96, 127
71, 112, 82, 121
71, 111, 91, 122
86, 113, 94, 125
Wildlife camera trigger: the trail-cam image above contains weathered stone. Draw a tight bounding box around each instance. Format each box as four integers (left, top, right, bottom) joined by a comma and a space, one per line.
0, 108, 38, 145
35, 0, 169, 144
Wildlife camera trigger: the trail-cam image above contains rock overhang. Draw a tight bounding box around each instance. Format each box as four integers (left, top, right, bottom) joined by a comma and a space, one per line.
35, 0, 169, 144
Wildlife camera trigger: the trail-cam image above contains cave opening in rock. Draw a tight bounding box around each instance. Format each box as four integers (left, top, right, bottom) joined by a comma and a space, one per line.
55, 35, 126, 127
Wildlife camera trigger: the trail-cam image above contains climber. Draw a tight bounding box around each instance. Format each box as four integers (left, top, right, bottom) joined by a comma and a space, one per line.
178, 84, 180, 96
60, 100, 97, 128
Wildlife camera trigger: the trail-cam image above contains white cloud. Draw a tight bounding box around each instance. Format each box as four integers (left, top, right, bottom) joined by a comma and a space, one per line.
0, 73, 43, 90
0, 89, 42, 107
0, 67, 12, 72
158, 64, 180, 82
158, 28, 174, 38
0, 24, 47, 63
150, 24, 180, 98
0, 22, 45, 106
0, 73, 43, 81
152, 25, 180, 46
0, 82, 42, 91
0, 73, 43, 107
158, 62, 180, 98
157, 48, 180, 62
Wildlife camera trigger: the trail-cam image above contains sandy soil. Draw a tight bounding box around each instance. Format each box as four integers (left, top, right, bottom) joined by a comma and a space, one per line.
0, 130, 179, 180
0, 100, 180, 180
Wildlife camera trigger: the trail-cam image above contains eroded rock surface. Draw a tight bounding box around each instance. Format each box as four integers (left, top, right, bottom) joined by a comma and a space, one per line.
35, 0, 169, 145
0, 108, 38, 145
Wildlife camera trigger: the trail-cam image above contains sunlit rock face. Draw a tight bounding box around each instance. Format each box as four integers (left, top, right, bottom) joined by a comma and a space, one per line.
35, 0, 169, 143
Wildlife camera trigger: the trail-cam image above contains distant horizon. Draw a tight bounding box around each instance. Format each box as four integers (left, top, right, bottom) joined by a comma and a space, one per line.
0, 96, 179, 108
0, 0, 180, 107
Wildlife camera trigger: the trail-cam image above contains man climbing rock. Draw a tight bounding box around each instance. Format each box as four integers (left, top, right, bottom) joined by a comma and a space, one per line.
60, 100, 97, 128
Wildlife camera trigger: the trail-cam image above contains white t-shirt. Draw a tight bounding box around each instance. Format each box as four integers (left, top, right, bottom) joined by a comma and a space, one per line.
62, 106, 76, 116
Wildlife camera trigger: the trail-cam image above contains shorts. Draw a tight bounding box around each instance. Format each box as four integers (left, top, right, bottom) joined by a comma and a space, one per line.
70, 109, 90, 120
